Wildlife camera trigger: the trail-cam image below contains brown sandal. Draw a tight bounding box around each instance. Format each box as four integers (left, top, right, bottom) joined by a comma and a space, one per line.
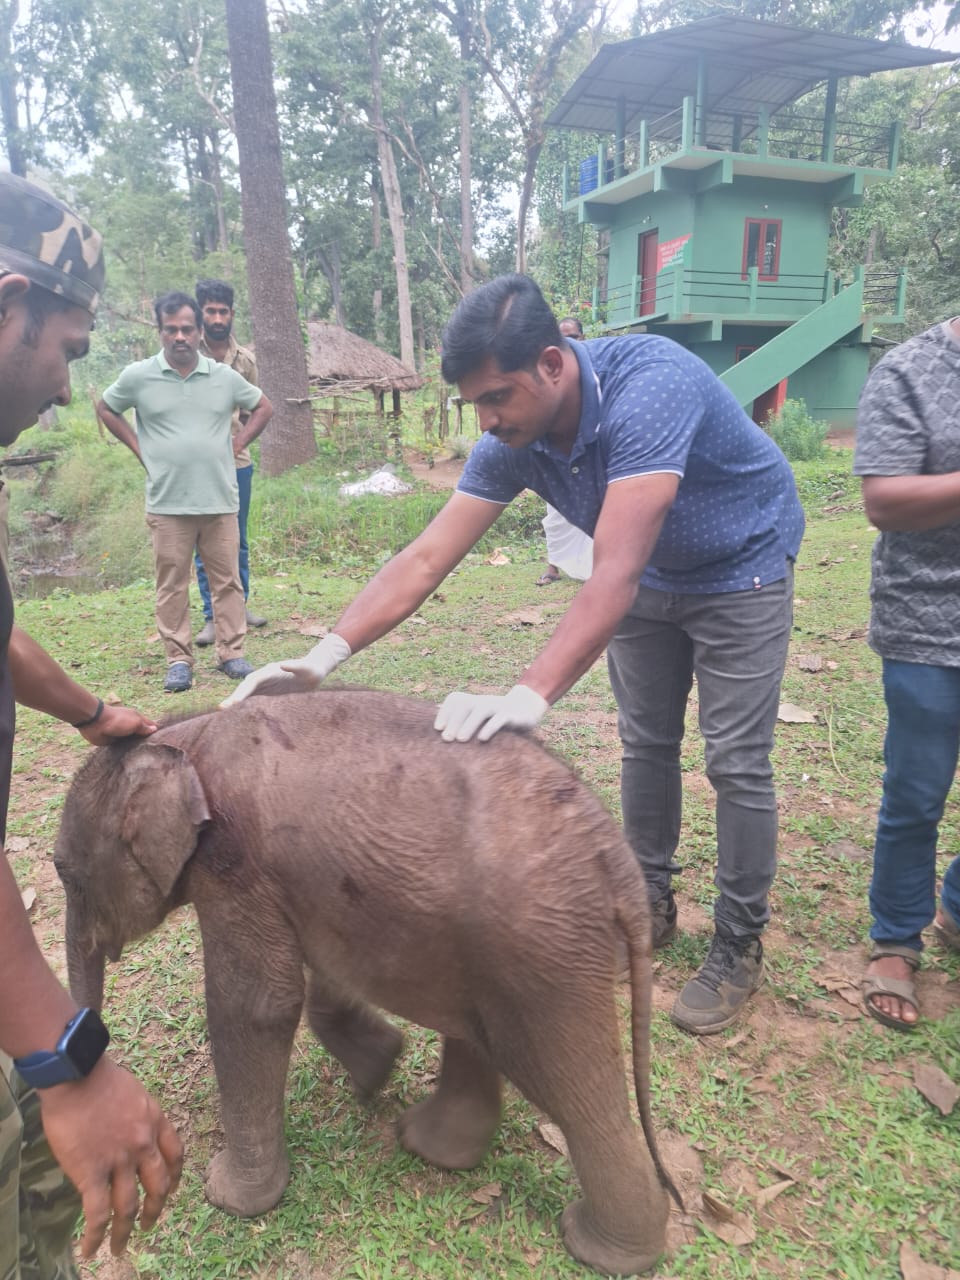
861, 944, 920, 1031
535, 569, 561, 586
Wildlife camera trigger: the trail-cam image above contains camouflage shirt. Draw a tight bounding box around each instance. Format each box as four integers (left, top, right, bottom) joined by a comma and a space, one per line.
853, 321, 960, 667
199, 335, 258, 469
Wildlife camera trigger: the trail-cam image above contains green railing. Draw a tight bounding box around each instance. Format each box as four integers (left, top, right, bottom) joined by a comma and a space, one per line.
571, 97, 899, 197
600, 265, 904, 327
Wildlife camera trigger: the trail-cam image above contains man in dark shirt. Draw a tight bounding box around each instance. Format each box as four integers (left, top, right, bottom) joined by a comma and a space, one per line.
0, 172, 181, 1277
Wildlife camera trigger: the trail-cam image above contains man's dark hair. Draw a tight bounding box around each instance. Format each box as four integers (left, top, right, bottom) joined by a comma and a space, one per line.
440, 274, 561, 384
195, 278, 234, 310
558, 315, 584, 338
154, 291, 201, 330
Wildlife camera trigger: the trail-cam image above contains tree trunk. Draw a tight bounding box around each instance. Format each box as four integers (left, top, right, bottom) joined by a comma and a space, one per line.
368, 22, 415, 370
457, 30, 474, 292
371, 177, 384, 344
0, 1, 25, 176
224, 0, 316, 475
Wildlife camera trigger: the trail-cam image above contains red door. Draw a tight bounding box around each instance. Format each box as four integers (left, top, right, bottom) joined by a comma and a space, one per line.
752, 379, 788, 426
637, 230, 659, 316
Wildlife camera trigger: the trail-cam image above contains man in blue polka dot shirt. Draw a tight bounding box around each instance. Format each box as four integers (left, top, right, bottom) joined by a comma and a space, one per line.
228, 274, 805, 1035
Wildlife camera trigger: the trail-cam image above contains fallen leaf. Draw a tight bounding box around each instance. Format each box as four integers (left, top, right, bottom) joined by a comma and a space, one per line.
470, 1182, 502, 1204
796, 654, 823, 672
21, 887, 36, 911
778, 702, 816, 724
6, 835, 31, 852
486, 547, 511, 566
755, 1177, 795, 1208
899, 1240, 960, 1279
298, 623, 328, 638
815, 972, 860, 996
538, 1122, 570, 1159
701, 1191, 756, 1246
105, 689, 123, 706
913, 1064, 960, 1116
501, 609, 545, 627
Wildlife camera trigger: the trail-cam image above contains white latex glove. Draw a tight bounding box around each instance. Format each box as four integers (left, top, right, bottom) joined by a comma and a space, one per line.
220, 633, 352, 707
434, 684, 550, 743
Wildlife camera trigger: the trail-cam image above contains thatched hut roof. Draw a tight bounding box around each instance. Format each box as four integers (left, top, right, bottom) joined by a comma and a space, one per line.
305, 320, 424, 394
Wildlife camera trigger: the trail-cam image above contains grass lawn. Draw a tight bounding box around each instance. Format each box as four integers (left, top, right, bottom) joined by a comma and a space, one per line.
5, 447, 959, 1279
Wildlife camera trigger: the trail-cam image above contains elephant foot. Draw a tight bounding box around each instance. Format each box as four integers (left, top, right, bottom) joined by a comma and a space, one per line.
560, 1198, 665, 1278
397, 1089, 500, 1171
347, 1020, 404, 1102
204, 1148, 290, 1217
307, 1001, 403, 1102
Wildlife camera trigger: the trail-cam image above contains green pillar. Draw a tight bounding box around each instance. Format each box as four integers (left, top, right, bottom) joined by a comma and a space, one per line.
695, 55, 707, 146
821, 76, 838, 163
615, 96, 626, 178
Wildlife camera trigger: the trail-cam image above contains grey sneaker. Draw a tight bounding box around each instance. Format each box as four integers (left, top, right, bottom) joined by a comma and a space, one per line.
671, 934, 764, 1035
651, 893, 678, 949
195, 619, 216, 647
163, 662, 193, 693
218, 657, 254, 680
245, 607, 267, 627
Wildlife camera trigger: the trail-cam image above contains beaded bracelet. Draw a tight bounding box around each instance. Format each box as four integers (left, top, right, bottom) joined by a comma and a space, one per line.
72, 698, 105, 729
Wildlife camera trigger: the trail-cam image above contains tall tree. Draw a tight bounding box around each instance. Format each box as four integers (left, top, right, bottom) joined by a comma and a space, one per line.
475, 0, 599, 274
224, 0, 316, 475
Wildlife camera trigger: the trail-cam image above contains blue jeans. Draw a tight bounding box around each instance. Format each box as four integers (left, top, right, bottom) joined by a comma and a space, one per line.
870, 658, 960, 951
607, 565, 793, 940
196, 464, 252, 620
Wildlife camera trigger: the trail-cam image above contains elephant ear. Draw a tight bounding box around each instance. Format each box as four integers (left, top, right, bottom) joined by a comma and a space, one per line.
119, 743, 211, 898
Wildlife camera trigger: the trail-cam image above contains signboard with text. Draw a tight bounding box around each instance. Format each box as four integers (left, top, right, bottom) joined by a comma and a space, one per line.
656, 234, 691, 272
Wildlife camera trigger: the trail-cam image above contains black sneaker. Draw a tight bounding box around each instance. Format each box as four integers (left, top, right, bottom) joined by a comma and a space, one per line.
218, 658, 254, 680
671, 933, 764, 1035
651, 893, 678, 949
163, 662, 192, 693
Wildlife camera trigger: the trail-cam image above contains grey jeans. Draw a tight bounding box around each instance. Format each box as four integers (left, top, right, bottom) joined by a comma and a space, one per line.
607, 564, 794, 940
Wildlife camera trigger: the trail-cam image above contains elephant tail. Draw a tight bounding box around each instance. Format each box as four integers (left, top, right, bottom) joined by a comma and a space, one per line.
613, 854, 684, 1212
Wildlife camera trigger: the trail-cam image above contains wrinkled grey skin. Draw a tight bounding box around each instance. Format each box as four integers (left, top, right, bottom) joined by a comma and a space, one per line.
55, 689, 677, 1277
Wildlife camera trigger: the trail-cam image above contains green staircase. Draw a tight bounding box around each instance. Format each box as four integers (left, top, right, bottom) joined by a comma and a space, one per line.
720, 276, 866, 408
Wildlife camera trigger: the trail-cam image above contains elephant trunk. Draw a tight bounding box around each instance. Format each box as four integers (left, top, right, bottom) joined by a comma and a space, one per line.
65, 899, 106, 1011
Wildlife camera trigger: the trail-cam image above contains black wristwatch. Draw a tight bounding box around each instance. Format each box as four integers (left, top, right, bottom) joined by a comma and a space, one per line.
13, 1009, 110, 1088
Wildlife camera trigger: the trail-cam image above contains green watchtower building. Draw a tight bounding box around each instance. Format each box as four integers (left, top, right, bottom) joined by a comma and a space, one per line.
549, 17, 954, 425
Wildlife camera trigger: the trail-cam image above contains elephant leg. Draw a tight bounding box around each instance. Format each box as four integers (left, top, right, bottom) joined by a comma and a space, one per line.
397, 1036, 501, 1171
305, 973, 403, 1101
199, 916, 304, 1217
493, 992, 667, 1277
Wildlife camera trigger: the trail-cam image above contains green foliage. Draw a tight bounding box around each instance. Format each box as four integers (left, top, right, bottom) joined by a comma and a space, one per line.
765, 398, 830, 462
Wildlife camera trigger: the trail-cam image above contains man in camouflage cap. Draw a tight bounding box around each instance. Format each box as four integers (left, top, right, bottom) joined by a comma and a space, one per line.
0, 173, 104, 317
0, 172, 182, 1279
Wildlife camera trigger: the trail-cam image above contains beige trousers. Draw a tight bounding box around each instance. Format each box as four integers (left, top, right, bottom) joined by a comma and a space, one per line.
146, 513, 245, 666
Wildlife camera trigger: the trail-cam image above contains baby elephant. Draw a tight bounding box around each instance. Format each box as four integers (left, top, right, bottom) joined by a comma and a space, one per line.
55, 689, 676, 1276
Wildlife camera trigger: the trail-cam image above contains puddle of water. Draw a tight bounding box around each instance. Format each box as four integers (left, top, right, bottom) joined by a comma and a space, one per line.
16, 571, 101, 599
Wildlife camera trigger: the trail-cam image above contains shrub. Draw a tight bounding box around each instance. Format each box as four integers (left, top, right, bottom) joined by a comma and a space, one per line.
765, 399, 829, 462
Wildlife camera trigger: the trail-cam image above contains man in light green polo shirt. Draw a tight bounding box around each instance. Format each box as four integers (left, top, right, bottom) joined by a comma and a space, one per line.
97, 291, 273, 692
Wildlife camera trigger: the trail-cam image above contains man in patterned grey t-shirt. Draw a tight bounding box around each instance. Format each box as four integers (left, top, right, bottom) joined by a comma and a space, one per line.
854, 318, 960, 1030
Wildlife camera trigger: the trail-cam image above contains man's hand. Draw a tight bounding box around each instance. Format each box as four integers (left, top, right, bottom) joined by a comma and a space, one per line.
78, 703, 157, 746
37, 1057, 183, 1258
434, 685, 550, 743
221, 633, 351, 707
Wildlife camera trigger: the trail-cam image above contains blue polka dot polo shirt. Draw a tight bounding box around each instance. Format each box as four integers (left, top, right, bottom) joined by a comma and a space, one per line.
457, 335, 805, 594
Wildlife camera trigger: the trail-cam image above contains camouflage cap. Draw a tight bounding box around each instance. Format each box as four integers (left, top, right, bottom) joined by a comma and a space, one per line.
0, 172, 104, 314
